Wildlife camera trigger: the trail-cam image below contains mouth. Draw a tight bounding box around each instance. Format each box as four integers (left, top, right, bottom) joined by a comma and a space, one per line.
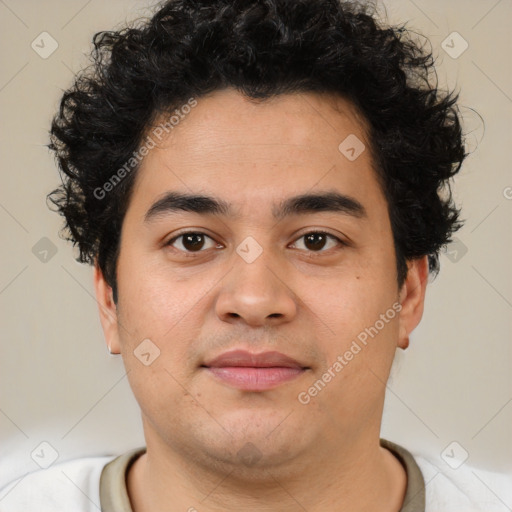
201, 350, 309, 391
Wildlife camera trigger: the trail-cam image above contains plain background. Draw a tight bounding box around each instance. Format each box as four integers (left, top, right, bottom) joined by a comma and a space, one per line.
0, 0, 510, 496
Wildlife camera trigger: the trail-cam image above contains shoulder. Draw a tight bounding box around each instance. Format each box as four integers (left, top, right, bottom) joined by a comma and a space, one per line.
0, 454, 115, 512
413, 452, 512, 512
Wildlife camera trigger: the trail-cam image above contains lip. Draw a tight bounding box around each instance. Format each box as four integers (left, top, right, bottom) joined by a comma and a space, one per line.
202, 350, 308, 391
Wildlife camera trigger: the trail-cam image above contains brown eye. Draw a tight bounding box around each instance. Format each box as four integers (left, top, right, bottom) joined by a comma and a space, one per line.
182, 233, 206, 251
291, 231, 343, 252
304, 232, 328, 251
167, 232, 217, 253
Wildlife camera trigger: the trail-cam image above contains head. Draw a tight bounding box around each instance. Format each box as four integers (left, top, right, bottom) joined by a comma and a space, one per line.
48, 0, 465, 475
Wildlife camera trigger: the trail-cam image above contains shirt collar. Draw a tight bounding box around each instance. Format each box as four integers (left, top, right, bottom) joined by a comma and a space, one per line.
100, 439, 425, 511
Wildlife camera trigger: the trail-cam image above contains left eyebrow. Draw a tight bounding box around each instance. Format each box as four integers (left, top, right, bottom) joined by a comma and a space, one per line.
273, 191, 367, 220
144, 190, 367, 223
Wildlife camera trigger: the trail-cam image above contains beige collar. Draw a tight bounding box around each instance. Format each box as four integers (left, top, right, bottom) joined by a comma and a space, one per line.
100, 439, 425, 511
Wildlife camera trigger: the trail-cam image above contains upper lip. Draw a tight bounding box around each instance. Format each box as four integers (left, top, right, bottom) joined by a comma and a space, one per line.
203, 350, 306, 369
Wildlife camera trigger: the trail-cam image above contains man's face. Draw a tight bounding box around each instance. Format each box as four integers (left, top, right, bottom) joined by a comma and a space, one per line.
97, 88, 420, 471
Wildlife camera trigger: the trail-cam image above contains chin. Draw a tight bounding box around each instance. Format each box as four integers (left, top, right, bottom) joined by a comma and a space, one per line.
183, 409, 310, 472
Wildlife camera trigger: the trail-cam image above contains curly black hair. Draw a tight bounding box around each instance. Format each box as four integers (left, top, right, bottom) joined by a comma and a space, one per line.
48, 0, 466, 303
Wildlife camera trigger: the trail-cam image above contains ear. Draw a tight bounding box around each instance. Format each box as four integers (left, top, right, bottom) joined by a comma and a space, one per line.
93, 262, 121, 354
397, 256, 429, 350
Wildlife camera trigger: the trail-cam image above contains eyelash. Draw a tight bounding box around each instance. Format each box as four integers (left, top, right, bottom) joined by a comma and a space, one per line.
164, 230, 346, 256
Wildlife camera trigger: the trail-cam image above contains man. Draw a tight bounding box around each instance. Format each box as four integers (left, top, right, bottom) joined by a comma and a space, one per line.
0, 0, 493, 510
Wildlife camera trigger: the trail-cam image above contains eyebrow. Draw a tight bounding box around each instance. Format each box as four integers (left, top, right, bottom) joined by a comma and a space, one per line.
144, 190, 367, 223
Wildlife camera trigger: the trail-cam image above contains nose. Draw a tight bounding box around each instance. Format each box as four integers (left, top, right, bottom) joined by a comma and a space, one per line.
214, 248, 298, 328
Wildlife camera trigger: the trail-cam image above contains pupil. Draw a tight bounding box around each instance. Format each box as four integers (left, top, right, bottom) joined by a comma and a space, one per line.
305, 233, 326, 251
180, 233, 327, 252
183, 233, 204, 251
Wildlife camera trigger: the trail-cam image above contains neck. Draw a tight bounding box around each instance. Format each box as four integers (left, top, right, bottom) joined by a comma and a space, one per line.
127, 432, 407, 512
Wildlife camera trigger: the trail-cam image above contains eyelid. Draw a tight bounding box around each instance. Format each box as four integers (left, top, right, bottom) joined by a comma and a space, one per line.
165, 230, 220, 250
289, 230, 347, 251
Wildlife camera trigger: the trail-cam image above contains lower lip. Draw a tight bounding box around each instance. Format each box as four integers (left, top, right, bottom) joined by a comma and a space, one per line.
205, 367, 305, 391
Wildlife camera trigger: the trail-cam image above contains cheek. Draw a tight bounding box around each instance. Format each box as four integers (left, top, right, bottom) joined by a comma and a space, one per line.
299, 300, 400, 428
116, 254, 205, 338
303, 269, 400, 411
315, 270, 398, 340
121, 358, 192, 443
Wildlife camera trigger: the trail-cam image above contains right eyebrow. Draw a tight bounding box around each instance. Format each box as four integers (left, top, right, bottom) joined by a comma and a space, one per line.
144, 192, 233, 222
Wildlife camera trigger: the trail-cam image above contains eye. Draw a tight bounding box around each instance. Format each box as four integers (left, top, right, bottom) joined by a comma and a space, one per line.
290, 231, 344, 252
165, 230, 345, 255
166, 232, 220, 253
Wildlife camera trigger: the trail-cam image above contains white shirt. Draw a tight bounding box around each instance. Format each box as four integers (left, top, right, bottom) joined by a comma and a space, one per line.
0, 443, 510, 511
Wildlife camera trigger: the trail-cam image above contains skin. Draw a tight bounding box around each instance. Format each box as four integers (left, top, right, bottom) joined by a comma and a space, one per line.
94, 88, 428, 511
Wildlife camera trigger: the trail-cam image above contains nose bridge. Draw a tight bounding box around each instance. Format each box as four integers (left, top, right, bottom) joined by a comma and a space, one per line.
214, 238, 297, 326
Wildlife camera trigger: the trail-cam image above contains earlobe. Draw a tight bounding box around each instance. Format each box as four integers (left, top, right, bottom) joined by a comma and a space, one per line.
398, 324, 409, 349
397, 256, 429, 350
93, 263, 121, 354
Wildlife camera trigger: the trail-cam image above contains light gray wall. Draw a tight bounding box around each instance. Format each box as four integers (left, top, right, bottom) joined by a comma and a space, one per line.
0, 0, 510, 490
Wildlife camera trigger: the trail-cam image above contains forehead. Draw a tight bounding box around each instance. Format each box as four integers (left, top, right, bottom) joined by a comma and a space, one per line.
129, 88, 383, 221
148, 88, 372, 161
